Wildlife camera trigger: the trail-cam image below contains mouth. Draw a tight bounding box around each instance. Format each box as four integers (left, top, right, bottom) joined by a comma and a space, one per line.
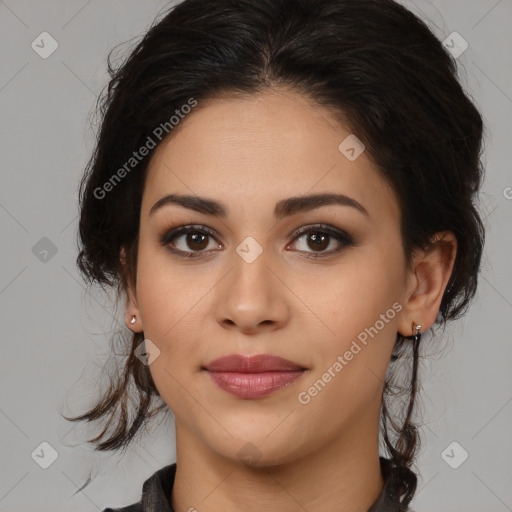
202, 354, 308, 399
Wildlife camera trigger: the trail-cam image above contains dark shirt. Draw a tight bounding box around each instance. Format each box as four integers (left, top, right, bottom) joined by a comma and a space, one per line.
103, 457, 413, 512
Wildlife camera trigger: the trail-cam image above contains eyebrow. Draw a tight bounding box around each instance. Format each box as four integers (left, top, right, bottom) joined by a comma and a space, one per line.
149, 192, 369, 219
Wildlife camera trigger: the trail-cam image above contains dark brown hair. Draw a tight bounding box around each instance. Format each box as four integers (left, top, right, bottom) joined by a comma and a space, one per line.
63, 0, 485, 506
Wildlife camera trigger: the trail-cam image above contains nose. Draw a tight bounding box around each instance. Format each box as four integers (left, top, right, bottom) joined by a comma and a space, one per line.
214, 246, 291, 335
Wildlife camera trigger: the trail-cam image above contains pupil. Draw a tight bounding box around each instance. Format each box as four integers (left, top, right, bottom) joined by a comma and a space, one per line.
185, 232, 330, 252
309, 233, 328, 251
188, 233, 208, 250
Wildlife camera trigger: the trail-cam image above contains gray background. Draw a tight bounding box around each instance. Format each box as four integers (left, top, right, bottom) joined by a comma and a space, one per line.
0, 0, 511, 511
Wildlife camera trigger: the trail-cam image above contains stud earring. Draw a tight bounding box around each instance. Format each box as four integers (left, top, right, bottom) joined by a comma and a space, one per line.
130, 315, 136, 325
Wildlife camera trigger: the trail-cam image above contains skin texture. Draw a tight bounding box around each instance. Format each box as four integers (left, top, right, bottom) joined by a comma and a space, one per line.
123, 88, 457, 512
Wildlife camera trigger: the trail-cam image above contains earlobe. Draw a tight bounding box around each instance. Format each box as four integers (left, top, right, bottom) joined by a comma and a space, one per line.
125, 311, 142, 332
120, 246, 142, 331
397, 231, 457, 336
125, 289, 142, 331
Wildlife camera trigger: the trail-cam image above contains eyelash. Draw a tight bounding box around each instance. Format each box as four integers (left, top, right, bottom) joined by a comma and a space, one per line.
159, 223, 354, 260
160, 224, 354, 259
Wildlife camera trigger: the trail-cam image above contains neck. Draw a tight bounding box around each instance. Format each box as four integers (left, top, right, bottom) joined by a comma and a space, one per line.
171, 409, 385, 512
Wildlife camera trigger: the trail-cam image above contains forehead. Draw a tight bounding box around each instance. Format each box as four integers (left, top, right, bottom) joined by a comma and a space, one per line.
142, 88, 399, 224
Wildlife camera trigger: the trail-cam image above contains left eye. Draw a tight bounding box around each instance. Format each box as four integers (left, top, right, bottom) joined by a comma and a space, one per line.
287, 224, 353, 258
160, 224, 353, 259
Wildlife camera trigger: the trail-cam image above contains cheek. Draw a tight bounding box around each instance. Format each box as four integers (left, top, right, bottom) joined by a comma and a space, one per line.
134, 247, 209, 413
134, 245, 208, 359
136, 237, 196, 323
293, 273, 402, 432
297, 244, 405, 397
305, 253, 403, 343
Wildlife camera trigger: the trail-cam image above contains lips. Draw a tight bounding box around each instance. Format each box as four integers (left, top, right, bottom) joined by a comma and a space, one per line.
203, 354, 307, 399
204, 353, 306, 373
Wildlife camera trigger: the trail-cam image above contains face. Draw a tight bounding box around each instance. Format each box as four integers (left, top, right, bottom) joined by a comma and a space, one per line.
129, 88, 413, 466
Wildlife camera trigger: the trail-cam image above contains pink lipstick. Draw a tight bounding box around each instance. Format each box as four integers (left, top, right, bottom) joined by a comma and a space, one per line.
203, 354, 307, 399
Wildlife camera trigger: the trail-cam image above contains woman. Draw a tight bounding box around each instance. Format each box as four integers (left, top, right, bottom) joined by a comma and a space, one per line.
65, 0, 485, 510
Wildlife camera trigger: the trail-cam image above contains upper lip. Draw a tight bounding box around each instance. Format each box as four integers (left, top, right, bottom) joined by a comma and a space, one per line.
203, 354, 306, 373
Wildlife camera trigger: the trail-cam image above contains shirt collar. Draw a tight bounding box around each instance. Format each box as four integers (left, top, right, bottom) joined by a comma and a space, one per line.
136, 457, 411, 512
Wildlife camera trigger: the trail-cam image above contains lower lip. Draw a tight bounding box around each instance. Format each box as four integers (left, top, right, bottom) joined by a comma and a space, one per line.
205, 370, 306, 399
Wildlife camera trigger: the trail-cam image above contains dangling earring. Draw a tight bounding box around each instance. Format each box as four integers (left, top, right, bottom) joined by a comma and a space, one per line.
409, 321, 422, 342
130, 315, 136, 325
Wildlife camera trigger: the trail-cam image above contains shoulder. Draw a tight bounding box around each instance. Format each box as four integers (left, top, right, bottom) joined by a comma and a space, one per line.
102, 505, 142, 512
101, 463, 177, 512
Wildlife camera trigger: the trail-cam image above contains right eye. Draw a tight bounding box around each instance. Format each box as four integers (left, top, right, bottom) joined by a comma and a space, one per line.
160, 225, 223, 258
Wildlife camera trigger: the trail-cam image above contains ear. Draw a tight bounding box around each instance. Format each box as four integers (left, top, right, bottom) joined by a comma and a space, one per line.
397, 231, 457, 336
120, 246, 142, 332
